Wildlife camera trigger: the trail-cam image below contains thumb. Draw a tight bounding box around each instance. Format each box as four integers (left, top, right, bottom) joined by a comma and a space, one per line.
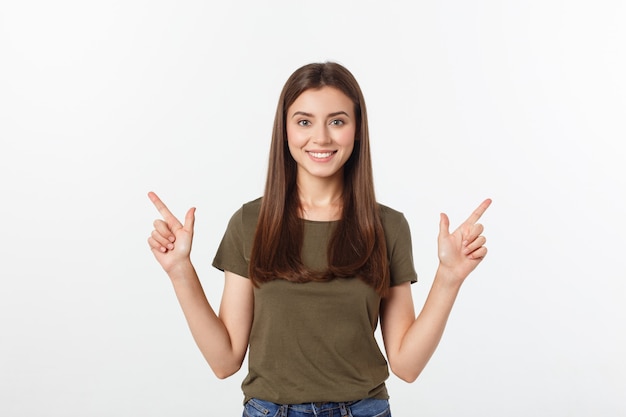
183, 207, 196, 233
439, 212, 450, 237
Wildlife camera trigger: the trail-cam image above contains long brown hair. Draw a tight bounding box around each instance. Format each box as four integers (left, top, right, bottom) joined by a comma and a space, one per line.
249, 62, 390, 296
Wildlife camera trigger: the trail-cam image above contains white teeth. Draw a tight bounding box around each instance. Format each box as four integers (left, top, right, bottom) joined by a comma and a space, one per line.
309, 152, 333, 158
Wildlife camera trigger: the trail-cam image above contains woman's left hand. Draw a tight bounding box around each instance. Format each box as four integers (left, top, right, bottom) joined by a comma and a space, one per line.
437, 198, 492, 284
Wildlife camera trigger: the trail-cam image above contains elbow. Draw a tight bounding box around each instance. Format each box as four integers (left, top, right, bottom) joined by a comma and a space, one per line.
212, 365, 240, 380
209, 360, 242, 380
392, 369, 419, 383
214, 371, 234, 380
201, 349, 245, 380
389, 362, 420, 383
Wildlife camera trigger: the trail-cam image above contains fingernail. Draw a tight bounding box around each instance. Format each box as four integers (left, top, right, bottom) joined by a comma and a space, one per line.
167, 243, 174, 250
169, 236, 175, 242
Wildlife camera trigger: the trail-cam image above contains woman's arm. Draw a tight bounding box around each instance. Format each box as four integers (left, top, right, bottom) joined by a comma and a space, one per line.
147, 192, 253, 379
168, 266, 253, 379
380, 199, 491, 382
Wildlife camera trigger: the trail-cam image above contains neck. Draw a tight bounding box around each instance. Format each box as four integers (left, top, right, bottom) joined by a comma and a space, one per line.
296, 175, 344, 221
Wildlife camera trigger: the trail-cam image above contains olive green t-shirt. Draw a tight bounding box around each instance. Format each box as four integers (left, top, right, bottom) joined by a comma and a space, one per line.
212, 198, 417, 404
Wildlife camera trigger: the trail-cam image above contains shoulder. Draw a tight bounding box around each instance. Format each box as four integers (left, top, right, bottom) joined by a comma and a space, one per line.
241, 196, 263, 220
377, 203, 418, 284
218, 197, 263, 255
377, 203, 414, 249
226, 197, 262, 238
378, 203, 409, 231
227, 197, 262, 222
378, 203, 404, 218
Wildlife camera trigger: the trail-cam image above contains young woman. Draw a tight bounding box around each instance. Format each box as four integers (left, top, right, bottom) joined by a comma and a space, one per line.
148, 62, 491, 417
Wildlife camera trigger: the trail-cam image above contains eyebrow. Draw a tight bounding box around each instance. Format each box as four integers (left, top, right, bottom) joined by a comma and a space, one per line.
291, 111, 350, 119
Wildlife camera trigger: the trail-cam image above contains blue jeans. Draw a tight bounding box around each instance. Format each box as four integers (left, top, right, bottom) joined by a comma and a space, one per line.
243, 397, 391, 417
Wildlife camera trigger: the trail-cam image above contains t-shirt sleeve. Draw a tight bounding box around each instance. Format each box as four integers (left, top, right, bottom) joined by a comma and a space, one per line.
212, 206, 251, 278
383, 208, 418, 286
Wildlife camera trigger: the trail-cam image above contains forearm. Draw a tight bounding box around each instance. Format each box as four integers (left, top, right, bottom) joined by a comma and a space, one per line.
393, 266, 462, 382
167, 261, 243, 378
386, 199, 490, 382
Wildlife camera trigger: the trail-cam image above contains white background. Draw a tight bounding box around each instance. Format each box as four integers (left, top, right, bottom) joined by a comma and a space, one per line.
1, 1, 624, 416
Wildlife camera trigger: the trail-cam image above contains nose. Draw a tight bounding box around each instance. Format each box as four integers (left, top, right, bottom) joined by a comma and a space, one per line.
312, 125, 332, 145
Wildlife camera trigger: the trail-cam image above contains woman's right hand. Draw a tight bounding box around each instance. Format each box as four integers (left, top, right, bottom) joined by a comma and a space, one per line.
147, 191, 196, 274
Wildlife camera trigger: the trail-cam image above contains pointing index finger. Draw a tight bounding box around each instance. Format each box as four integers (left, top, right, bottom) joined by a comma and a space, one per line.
464, 198, 492, 225
148, 191, 181, 227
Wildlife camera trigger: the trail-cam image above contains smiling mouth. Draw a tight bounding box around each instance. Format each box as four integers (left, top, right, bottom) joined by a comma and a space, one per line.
307, 151, 336, 158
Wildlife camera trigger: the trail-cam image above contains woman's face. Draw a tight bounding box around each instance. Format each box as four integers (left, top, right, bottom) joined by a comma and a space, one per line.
286, 86, 356, 184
